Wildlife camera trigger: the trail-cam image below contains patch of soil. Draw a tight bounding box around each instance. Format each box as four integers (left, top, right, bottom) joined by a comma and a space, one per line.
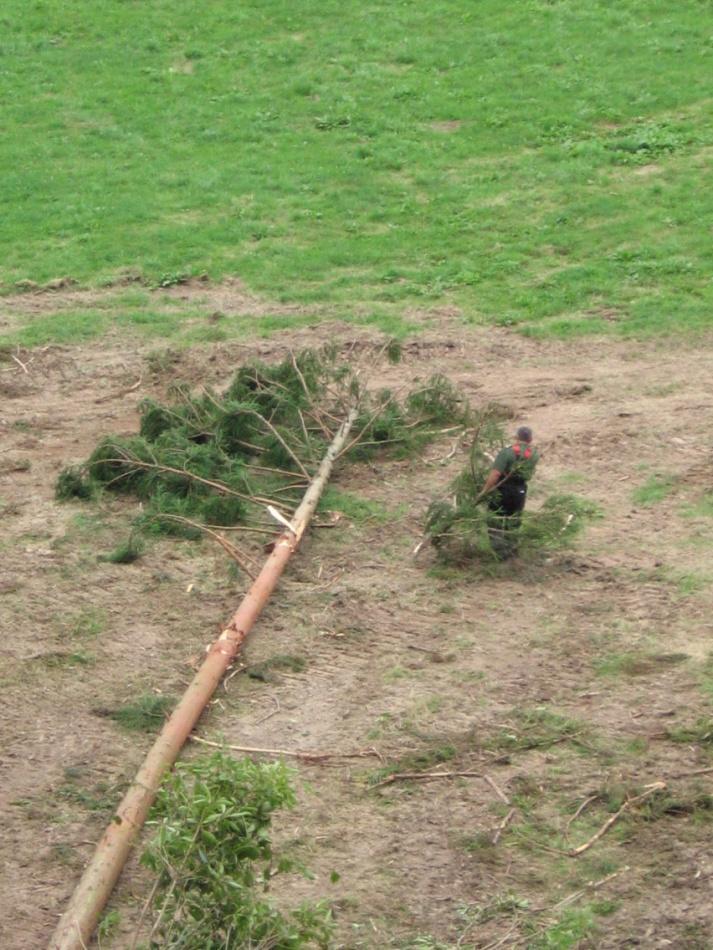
1, 324, 713, 948
0, 275, 306, 318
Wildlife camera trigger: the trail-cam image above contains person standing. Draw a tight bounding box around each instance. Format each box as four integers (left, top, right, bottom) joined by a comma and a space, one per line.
480, 425, 539, 558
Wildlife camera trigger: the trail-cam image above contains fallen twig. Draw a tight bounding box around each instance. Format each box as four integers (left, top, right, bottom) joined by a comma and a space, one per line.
11, 351, 29, 374
565, 793, 600, 833
567, 783, 666, 857
492, 807, 516, 845
412, 536, 427, 557
483, 774, 511, 804
372, 770, 484, 789
254, 696, 281, 725
552, 866, 630, 912
668, 766, 713, 779
190, 735, 380, 763
407, 644, 443, 656
95, 375, 143, 404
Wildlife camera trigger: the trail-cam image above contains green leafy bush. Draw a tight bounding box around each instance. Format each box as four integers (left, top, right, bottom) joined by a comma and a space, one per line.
142, 752, 334, 949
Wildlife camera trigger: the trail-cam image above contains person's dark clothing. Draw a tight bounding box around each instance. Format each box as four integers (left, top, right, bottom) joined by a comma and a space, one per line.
487, 441, 539, 558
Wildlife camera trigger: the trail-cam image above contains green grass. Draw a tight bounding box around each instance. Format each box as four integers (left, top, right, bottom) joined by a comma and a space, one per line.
487, 707, 586, 754
2, 1, 713, 343
594, 651, 688, 678
319, 487, 396, 523
104, 693, 175, 732
632, 473, 678, 506
682, 493, 713, 519
529, 907, 598, 949
61, 606, 107, 640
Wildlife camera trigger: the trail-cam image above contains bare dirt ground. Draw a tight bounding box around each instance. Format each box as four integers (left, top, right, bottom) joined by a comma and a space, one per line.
1, 313, 713, 948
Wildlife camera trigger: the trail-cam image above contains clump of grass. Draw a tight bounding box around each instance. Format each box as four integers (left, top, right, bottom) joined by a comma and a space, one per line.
528, 906, 598, 949
665, 719, 713, 747
319, 488, 392, 523
246, 653, 307, 682
55, 465, 96, 501
63, 607, 106, 640
595, 651, 688, 678
632, 473, 677, 506
487, 707, 586, 754
99, 533, 145, 564
36, 650, 95, 669
103, 694, 175, 732
56, 779, 119, 815
368, 741, 457, 787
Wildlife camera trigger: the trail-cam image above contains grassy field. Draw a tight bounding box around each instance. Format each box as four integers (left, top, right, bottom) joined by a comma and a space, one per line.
2, 0, 713, 343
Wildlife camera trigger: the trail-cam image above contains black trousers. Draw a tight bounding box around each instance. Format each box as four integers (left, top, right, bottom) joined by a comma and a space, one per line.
487, 481, 527, 557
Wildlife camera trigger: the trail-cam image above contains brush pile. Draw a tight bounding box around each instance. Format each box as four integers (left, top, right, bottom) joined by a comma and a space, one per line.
425, 411, 600, 564
57, 345, 469, 550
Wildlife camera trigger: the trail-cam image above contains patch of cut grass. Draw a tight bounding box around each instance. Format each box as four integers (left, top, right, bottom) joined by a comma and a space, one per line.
102, 694, 175, 732
62, 607, 107, 640
665, 719, 713, 747
319, 487, 394, 523
487, 707, 586, 754
632, 473, 677, 506
594, 651, 688, 678
367, 742, 457, 787
674, 571, 709, 598
682, 493, 713, 520
528, 906, 598, 949
56, 779, 119, 815
246, 653, 307, 682
36, 650, 95, 669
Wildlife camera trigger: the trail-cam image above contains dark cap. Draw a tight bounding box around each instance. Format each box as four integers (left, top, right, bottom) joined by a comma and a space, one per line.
516, 426, 533, 442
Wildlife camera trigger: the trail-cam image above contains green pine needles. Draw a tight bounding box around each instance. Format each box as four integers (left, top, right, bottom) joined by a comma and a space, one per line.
56, 346, 471, 547
141, 752, 334, 949
425, 413, 600, 565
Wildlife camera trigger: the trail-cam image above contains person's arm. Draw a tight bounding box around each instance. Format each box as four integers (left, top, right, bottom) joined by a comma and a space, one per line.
480, 467, 502, 497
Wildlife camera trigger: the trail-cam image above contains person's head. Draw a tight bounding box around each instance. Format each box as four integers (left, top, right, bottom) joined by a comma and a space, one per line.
516, 425, 533, 443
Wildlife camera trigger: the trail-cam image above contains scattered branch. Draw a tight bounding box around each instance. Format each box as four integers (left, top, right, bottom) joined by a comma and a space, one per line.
567, 783, 666, 857
152, 514, 258, 578
95, 375, 143, 404
372, 770, 484, 789
668, 766, 713, 779
189, 735, 381, 763
492, 808, 516, 845
483, 774, 511, 805
92, 450, 294, 512
240, 407, 310, 478
565, 793, 600, 833
11, 351, 29, 374
551, 866, 630, 912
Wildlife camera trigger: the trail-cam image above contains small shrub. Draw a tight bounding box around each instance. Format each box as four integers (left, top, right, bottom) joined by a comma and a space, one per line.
142, 752, 334, 949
